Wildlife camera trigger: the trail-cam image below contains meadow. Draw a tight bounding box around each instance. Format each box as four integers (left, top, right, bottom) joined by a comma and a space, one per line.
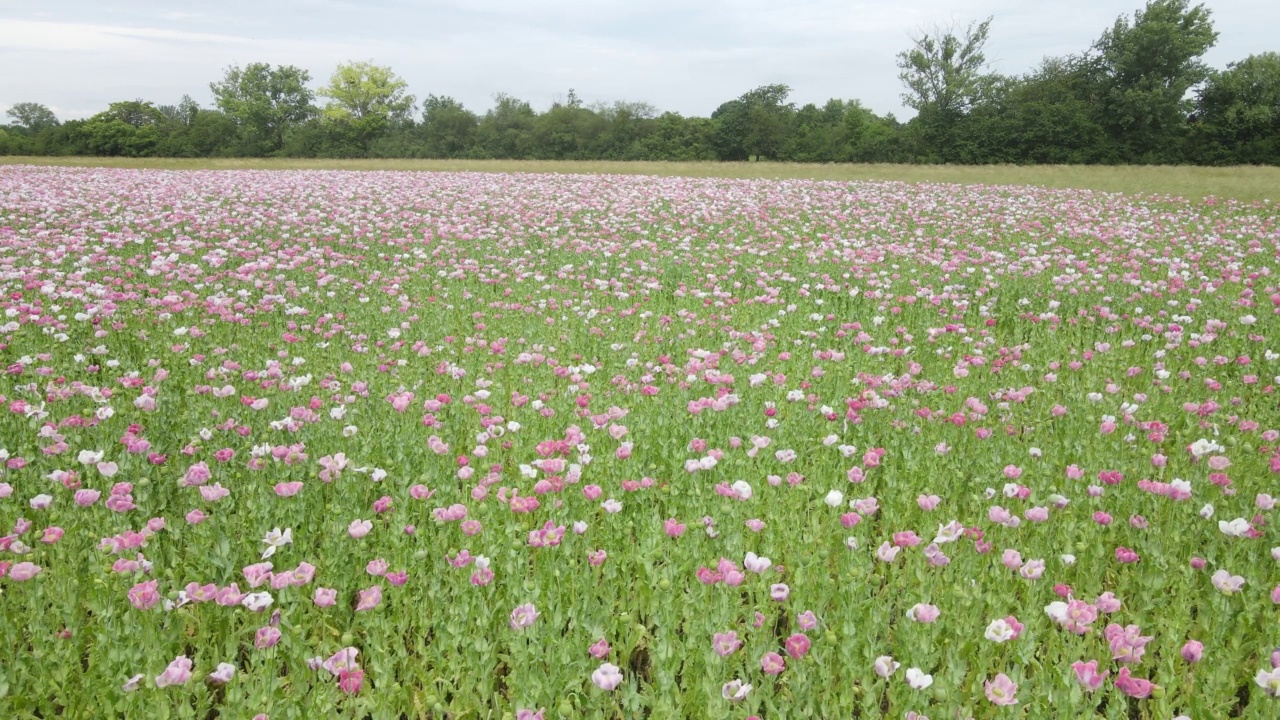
0, 163, 1279, 719
2, 156, 1279, 203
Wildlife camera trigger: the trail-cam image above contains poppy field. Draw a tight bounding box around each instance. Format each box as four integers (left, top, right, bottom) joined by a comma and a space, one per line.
1, 165, 1279, 719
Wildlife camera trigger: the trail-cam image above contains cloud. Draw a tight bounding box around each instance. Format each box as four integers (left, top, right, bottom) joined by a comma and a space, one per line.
1, 1, 1277, 122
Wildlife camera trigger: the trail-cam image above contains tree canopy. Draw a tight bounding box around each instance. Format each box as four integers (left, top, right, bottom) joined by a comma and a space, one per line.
3, 2, 1275, 166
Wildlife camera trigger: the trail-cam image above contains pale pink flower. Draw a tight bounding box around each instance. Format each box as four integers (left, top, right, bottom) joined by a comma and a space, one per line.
713, 631, 742, 656
355, 586, 383, 611
1070, 661, 1111, 691
985, 673, 1018, 705
510, 603, 539, 630
254, 626, 281, 649
591, 662, 623, 690
155, 655, 193, 688
906, 603, 940, 623
760, 651, 786, 675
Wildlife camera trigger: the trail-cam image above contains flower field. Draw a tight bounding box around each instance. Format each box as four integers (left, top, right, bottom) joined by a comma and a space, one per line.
1, 165, 1279, 719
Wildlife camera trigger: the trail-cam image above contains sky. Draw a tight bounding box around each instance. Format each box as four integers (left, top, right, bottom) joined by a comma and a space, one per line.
1, 0, 1277, 122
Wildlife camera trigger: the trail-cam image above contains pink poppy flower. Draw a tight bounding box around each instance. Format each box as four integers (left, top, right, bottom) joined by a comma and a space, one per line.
355, 586, 383, 611
591, 662, 623, 690
588, 638, 610, 659
338, 668, 364, 695
785, 633, 811, 659
1071, 660, 1108, 692
1114, 667, 1157, 698
713, 631, 742, 656
760, 651, 786, 675
510, 603, 538, 630
254, 626, 281, 649
155, 655, 193, 688
128, 579, 159, 609
984, 673, 1018, 705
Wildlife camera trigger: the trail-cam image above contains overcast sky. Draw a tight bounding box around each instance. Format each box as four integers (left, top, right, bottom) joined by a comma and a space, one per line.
1, 0, 1276, 122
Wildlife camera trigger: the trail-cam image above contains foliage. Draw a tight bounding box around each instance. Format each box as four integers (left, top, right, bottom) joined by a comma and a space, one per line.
314, 61, 416, 156
1089, 0, 1219, 162
711, 84, 796, 161
1193, 53, 1280, 164
210, 63, 317, 155
896, 18, 994, 115
5, 103, 60, 134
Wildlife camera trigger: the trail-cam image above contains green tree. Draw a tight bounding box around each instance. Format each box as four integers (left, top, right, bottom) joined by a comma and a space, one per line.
158, 95, 201, 127
420, 95, 479, 157
1090, 0, 1218, 161
319, 61, 415, 124
635, 112, 715, 161
984, 57, 1113, 164
75, 100, 167, 156
315, 61, 415, 155
0, 127, 37, 155
210, 63, 316, 155
590, 101, 658, 159
895, 18, 995, 162
896, 18, 993, 116
5, 102, 60, 134
1193, 52, 1280, 164
472, 94, 537, 158
711, 84, 795, 161
786, 99, 848, 163
533, 96, 607, 160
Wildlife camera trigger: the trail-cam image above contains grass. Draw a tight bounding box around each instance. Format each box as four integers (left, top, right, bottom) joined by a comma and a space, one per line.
3, 155, 1277, 202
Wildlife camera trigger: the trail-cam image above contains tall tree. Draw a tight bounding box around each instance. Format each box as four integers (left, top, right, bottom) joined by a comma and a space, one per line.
318, 61, 415, 124
711, 84, 795, 161
895, 18, 996, 162
210, 63, 316, 155
1193, 52, 1280, 164
1090, 0, 1217, 161
5, 102, 59, 134
896, 18, 994, 116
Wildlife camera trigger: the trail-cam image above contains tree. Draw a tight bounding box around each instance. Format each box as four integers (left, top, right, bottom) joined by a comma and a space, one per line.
711, 84, 795, 161
635, 112, 716, 161
210, 63, 316, 155
75, 100, 167, 156
318, 61, 415, 124
0, 127, 37, 155
985, 57, 1113, 164
420, 95, 479, 158
1193, 52, 1280, 164
472, 94, 536, 158
896, 18, 994, 116
591, 101, 658, 159
786, 99, 847, 162
158, 95, 201, 126
1090, 0, 1218, 161
5, 102, 60, 134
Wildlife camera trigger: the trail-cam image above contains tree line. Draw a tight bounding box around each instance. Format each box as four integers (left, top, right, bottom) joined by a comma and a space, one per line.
2, 0, 1277, 165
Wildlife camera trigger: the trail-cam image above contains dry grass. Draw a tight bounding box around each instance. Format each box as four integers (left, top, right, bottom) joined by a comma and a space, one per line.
3, 156, 1277, 202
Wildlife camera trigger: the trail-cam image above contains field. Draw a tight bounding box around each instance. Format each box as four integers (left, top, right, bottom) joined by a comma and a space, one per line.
3, 156, 1279, 203
1, 163, 1279, 719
